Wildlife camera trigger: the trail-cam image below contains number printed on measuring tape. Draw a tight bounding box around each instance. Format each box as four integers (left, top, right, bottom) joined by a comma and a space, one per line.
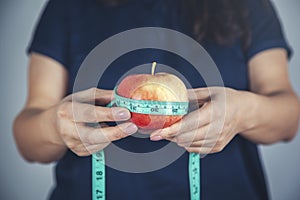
92, 151, 105, 200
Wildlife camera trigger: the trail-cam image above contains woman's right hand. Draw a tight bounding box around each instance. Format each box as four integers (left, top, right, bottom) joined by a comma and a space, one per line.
14, 54, 138, 162
51, 87, 138, 156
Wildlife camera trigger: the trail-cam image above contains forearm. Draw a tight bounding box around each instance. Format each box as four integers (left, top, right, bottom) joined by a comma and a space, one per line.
238, 90, 300, 144
13, 107, 67, 163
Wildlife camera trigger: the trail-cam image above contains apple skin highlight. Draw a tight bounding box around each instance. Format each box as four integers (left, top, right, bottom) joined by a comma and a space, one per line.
117, 73, 188, 130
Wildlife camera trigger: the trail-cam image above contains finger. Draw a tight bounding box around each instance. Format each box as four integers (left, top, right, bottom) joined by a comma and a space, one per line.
57, 118, 79, 143
62, 102, 131, 122
80, 122, 138, 145
176, 140, 204, 148
73, 143, 110, 156
65, 87, 113, 105
188, 87, 211, 102
71, 144, 93, 157
86, 144, 109, 154
70, 143, 103, 157
174, 125, 209, 146
57, 120, 109, 155
150, 103, 212, 139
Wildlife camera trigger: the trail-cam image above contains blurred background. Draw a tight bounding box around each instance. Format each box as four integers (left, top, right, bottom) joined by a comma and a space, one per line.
0, 0, 299, 199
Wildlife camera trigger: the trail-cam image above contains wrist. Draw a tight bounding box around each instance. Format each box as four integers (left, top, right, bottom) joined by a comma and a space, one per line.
235, 90, 259, 134
41, 106, 66, 149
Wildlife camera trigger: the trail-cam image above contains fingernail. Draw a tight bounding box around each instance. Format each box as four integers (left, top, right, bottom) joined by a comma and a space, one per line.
113, 108, 130, 120
125, 124, 138, 135
150, 135, 163, 141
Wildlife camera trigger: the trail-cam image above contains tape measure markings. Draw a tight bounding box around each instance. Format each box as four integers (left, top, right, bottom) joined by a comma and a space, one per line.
114, 87, 189, 115
189, 153, 200, 200
92, 151, 105, 200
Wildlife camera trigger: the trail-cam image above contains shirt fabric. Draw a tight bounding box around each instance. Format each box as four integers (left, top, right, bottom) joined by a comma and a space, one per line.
27, 0, 291, 199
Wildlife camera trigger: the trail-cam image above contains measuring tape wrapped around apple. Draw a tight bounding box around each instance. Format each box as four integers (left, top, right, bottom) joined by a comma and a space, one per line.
92, 62, 200, 200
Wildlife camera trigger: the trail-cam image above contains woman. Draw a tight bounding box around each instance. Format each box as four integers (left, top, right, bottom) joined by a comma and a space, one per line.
14, 0, 300, 199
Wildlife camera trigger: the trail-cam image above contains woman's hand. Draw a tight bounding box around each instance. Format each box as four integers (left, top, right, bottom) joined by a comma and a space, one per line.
150, 49, 300, 154
51, 88, 138, 156
14, 54, 139, 163
150, 87, 244, 155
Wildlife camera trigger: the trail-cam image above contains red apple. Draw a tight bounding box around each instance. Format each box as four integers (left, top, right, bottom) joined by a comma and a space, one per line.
116, 63, 188, 130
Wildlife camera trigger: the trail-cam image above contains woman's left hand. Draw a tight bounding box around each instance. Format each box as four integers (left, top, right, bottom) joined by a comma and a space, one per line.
150, 87, 246, 155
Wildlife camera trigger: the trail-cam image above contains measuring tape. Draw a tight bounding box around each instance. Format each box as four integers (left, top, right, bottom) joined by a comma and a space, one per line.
114, 88, 189, 115
92, 151, 105, 199
92, 87, 200, 200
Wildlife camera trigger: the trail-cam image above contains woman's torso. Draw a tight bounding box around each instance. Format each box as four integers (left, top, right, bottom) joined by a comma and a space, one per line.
49, 0, 268, 199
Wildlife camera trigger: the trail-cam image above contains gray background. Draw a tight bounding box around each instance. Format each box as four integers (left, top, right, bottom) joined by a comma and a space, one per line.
0, 0, 299, 199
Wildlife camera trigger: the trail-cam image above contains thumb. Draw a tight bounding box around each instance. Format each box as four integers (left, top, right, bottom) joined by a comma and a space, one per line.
188, 87, 211, 103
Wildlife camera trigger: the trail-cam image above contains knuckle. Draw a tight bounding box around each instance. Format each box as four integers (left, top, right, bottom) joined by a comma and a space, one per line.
113, 130, 125, 140
83, 106, 97, 122
95, 107, 113, 121
85, 132, 98, 145
104, 108, 114, 121
57, 102, 72, 119
56, 108, 66, 120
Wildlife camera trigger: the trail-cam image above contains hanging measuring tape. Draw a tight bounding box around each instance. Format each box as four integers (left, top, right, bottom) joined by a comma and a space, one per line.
92, 87, 200, 200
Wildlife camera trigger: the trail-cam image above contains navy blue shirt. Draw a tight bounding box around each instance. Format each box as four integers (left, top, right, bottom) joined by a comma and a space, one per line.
28, 0, 291, 199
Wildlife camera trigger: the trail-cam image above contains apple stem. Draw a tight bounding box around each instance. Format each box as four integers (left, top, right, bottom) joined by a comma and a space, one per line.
151, 62, 157, 75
